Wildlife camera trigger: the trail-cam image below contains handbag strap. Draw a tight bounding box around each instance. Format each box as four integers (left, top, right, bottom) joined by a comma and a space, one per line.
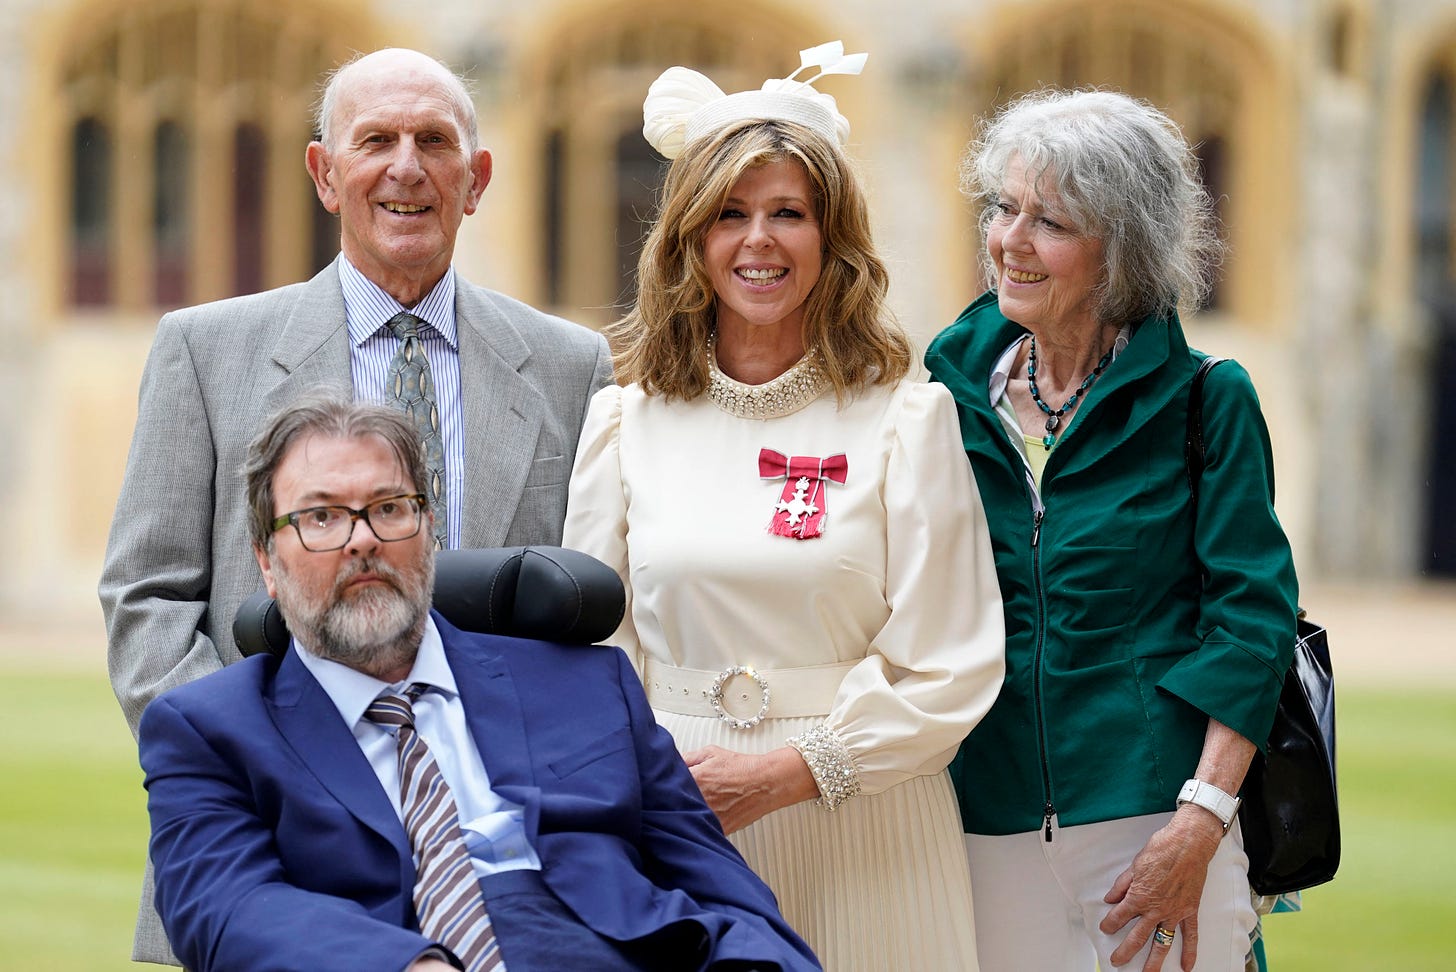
1184, 355, 1227, 500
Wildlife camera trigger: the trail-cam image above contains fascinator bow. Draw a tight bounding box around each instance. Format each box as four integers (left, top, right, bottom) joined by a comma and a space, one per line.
643, 41, 868, 159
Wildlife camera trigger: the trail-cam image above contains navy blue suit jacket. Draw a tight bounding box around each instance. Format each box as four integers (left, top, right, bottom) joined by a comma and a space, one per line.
139, 612, 818, 972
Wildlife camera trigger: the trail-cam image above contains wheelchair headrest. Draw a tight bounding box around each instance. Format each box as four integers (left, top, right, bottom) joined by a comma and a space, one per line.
232, 546, 625, 658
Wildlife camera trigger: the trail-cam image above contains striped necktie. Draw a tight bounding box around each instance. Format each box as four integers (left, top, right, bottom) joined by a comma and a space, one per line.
365, 685, 504, 971
386, 312, 448, 549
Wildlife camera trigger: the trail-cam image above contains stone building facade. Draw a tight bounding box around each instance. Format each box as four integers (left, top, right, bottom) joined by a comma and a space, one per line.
3, 0, 1455, 623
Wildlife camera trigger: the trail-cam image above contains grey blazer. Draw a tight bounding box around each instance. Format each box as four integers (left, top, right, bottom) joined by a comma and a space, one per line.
99, 259, 611, 964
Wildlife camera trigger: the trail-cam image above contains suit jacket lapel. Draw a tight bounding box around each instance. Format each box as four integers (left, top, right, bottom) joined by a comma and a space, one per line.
265, 647, 411, 860
255, 271, 553, 546
455, 283, 546, 546
261, 259, 354, 415
440, 621, 541, 838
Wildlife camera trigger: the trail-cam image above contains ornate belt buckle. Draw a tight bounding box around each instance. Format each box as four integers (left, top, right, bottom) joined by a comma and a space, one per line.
707, 665, 771, 729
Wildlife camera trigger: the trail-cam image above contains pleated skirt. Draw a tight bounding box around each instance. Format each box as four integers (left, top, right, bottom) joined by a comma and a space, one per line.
657, 709, 980, 972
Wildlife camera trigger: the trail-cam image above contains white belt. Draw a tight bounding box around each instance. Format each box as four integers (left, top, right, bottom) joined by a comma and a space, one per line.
643, 658, 855, 728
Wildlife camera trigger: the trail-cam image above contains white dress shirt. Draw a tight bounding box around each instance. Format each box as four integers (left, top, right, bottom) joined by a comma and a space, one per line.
294, 617, 541, 878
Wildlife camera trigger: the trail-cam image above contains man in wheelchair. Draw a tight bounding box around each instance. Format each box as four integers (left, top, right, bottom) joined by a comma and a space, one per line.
137, 393, 816, 972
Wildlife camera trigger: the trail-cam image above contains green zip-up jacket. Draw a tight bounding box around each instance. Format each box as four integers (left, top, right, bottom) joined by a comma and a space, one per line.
925, 292, 1298, 836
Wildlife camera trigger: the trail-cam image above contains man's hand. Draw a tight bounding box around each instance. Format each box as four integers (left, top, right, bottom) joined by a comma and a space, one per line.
1098, 807, 1224, 971
681, 745, 818, 834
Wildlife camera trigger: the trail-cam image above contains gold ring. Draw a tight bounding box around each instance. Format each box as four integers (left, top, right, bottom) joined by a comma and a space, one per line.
1153, 925, 1175, 947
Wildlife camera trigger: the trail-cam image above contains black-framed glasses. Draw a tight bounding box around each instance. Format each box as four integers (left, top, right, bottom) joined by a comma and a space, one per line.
272, 493, 428, 552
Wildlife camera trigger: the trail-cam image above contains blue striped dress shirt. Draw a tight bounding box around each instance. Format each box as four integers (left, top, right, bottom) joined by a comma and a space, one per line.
339, 258, 465, 550
293, 617, 542, 879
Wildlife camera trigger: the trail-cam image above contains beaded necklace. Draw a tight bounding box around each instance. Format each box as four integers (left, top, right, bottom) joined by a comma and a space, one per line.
1027, 337, 1114, 450
706, 335, 831, 420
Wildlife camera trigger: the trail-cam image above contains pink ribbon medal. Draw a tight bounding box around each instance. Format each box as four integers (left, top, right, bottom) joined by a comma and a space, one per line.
758, 448, 848, 540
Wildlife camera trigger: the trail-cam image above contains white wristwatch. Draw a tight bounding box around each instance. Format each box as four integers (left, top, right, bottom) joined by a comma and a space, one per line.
1176, 778, 1241, 832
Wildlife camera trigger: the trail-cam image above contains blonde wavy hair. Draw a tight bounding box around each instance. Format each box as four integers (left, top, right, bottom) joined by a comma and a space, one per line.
606, 119, 909, 400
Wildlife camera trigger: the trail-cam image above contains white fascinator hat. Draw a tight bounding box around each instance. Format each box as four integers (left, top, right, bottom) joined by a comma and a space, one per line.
642, 41, 868, 160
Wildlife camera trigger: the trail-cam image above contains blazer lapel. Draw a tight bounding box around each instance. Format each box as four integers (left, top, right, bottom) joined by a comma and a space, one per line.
440, 623, 541, 839
265, 647, 411, 861
455, 284, 546, 546
261, 259, 354, 415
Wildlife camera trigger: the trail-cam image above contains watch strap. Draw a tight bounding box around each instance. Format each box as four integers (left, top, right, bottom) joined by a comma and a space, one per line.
1176, 778, 1240, 832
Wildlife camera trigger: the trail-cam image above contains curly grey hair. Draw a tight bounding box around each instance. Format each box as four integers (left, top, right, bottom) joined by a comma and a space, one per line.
960, 88, 1223, 325
314, 49, 479, 154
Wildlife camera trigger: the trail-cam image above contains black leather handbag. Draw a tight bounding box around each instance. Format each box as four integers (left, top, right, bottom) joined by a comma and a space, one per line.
1188, 356, 1341, 895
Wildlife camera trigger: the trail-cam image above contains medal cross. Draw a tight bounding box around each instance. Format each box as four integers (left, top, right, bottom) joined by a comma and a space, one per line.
775, 476, 819, 527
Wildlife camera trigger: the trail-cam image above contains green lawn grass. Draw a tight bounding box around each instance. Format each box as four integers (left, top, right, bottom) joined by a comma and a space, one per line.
1261, 689, 1456, 971
3, 673, 1452, 970
2, 671, 149, 970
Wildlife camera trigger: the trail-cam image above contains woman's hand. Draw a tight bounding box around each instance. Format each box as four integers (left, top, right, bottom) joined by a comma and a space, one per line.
1099, 717, 1257, 970
682, 745, 819, 834
1098, 807, 1224, 970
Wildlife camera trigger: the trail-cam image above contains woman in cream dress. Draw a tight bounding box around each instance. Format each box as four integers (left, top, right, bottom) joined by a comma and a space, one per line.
564, 45, 1005, 970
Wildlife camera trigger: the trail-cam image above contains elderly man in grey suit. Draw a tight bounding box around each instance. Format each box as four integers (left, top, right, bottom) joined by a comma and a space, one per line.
100, 47, 611, 965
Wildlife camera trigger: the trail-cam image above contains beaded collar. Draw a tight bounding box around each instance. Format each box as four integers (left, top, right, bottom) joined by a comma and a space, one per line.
705, 337, 831, 420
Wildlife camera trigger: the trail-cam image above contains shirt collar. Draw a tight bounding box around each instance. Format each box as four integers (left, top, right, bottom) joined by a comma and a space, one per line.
293, 614, 459, 730
987, 336, 1024, 405
339, 256, 459, 351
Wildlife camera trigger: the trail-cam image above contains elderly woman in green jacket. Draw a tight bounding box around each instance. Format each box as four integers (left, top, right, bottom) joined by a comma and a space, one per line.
926, 89, 1298, 972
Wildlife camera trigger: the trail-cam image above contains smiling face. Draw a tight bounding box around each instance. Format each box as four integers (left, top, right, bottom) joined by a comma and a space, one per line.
987, 156, 1106, 335
306, 50, 491, 307
703, 159, 824, 342
255, 431, 434, 680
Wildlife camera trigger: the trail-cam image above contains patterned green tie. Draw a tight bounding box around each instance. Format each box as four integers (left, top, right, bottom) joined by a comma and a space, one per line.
386, 312, 447, 549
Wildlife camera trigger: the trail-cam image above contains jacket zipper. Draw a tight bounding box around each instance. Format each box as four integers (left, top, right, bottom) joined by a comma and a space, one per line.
1030, 504, 1056, 842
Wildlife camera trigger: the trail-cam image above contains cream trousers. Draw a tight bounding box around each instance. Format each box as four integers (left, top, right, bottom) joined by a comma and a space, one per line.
965, 811, 1256, 972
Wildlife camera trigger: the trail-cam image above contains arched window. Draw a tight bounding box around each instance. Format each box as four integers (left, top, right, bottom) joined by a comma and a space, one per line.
152, 121, 191, 308
233, 123, 268, 297
1417, 69, 1456, 576
542, 128, 566, 307
69, 117, 111, 306
1195, 134, 1228, 311
615, 128, 668, 307
531, 15, 792, 324
1416, 74, 1453, 302
58, 3, 372, 313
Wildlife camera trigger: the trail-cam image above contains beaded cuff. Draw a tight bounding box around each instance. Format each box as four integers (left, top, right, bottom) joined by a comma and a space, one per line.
787, 723, 862, 811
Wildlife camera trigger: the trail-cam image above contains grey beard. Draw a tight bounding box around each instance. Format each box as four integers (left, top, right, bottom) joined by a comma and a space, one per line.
275, 554, 434, 679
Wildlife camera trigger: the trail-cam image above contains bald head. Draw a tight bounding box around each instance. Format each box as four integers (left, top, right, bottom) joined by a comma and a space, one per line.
316, 48, 479, 154
303, 45, 492, 306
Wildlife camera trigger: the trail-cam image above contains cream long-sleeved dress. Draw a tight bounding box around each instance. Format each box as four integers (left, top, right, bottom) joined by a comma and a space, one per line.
564, 375, 1005, 971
